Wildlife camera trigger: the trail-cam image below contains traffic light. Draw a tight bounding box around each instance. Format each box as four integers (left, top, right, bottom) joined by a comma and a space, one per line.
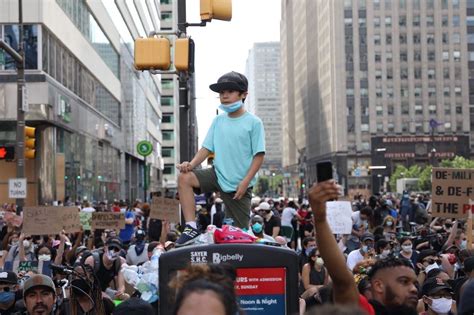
174, 37, 195, 73
200, 0, 232, 22
134, 37, 171, 71
24, 126, 35, 159
0, 146, 14, 160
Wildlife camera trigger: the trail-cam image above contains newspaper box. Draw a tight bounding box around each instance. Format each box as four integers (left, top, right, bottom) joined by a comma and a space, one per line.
159, 244, 299, 315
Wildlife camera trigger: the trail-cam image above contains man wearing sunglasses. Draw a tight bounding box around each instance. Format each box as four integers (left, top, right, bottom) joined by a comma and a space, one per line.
0, 270, 20, 314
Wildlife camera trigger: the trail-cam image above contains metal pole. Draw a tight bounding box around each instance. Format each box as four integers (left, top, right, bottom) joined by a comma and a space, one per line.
144, 156, 147, 202
16, 0, 25, 215
178, 0, 189, 162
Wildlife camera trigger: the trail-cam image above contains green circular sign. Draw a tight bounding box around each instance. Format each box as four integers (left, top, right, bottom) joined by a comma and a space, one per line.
137, 140, 153, 157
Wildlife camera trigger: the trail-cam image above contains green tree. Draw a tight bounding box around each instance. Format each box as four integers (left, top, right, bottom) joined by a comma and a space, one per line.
418, 166, 432, 191
388, 164, 423, 191
439, 156, 474, 169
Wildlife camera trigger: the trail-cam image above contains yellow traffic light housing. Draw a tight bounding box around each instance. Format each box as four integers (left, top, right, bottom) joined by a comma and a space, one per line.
174, 37, 195, 73
200, 0, 232, 22
134, 37, 171, 71
24, 126, 36, 159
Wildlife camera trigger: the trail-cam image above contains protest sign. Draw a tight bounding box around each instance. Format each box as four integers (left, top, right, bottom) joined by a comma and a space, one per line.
4, 211, 23, 227
60, 207, 81, 233
4, 260, 52, 277
431, 168, 474, 218
91, 212, 125, 230
150, 196, 180, 222
23, 207, 63, 235
80, 212, 92, 230
325, 201, 353, 234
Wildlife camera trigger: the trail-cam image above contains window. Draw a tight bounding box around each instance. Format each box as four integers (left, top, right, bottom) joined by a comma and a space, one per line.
359, 18, 366, 27
453, 0, 459, 9
414, 50, 422, 61
388, 122, 395, 132
455, 86, 462, 96
374, 34, 381, 45
162, 130, 174, 140
427, 68, 435, 79
162, 147, 174, 158
377, 123, 383, 132
387, 69, 393, 80
387, 87, 394, 97
399, 0, 406, 9
376, 87, 383, 98
413, 0, 420, 10
413, 15, 420, 27
375, 69, 383, 80
401, 102, 409, 114
442, 0, 448, 9
468, 34, 474, 44
161, 11, 173, 21
453, 51, 461, 62
414, 68, 422, 79
456, 105, 462, 114
468, 16, 474, 26
385, 16, 392, 27
344, 0, 352, 8
361, 124, 369, 132
428, 51, 436, 61
161, 96, 174, 106
427, 0, 434, 9
386, 51, 393, 62
452, 33, 461, 44
443, 51, 449, 61
442, 33, 449, 44
374, 17, 380, 27
400, 68, 408, 79
443, 67, 450, 79
444, 87, 450, 97
427, 33, 435, 44
163, 164, 175, 175
429, 104, 437, 114
415, 104, 423, 115
162, 114, 173, 123
346, 88, 354, 96
161, 79, 173, 90
373, 0, 380, 9
385, 0, 391, 9
345, 18, 353, 26
399, 33, 407, 44
386, 34, 392, 45
414, 86, 422, 97
400, 51, 407, 62
413, 33, 421, 44
445, 122, 452, 130
415, 123, 423, 132
453, 15, 460, 27
376, 105, 383, 116
428, 86, 436, 98
401, 87, 409, 98
399, 16, 406, 27
388, 105, 394, 115
469, 51, 474, 61
442, 15, 449, 27
455, 67, 461, 80
375, 52, 382, 62
426, 15, 434, 27
444, 104, 451, 114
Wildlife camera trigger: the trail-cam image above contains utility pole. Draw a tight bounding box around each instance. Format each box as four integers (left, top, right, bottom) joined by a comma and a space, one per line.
0, 0, 26, 214
178, 0, 190, 162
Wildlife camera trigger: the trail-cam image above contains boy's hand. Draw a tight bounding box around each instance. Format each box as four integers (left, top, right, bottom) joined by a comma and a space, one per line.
233, 180, 250, 200
176, 162, 194, 173
308, 180, 340, 223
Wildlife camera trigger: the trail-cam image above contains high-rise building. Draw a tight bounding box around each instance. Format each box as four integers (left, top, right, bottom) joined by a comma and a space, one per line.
281, 0, 472, 197
0, 0, 168, 204
246, 42, 282, 171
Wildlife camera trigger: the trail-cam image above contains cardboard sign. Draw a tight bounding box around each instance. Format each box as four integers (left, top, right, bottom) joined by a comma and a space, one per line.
4, 260, 52, 277
80, 212, 92, 231
4, 211, 23, 227
150, 197, 180, 222
91, 212, 125, 230
326, 201, 353, 234
431, 168, 474, 218
59, 207, 81, 233
23, 207, 63, 235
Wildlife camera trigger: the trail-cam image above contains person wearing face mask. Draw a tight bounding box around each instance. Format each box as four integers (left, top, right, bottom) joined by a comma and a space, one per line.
301, 248, 329, 302
6, 233, 36, 265
0, 270, 21, 314
417, 250, 444, 286
347, 207, 373, 253
175, 71, 265, 247
257, 202, 281, 239
397, 237, 419, 267
382, 216, 396, 237
375, 239, 392, 260
126, 229, 149, 266
420, 277, 456, 315
347, 232, 375, 272
84, 238, 128, 300
248, 214, 275, 242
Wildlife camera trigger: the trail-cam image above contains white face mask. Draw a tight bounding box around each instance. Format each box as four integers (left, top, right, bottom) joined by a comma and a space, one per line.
23, 240, 31, 249
386, 221, 393, 227
381, 249, 390, 258
38, 254, 51, 261
425, 262, 440, 274
315, 257, 324, 267
402, 244, 412, 253
429, 297, 452, 314
107, 250, 119, 261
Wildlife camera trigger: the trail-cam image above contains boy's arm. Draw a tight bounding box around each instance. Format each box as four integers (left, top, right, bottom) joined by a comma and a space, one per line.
176, 147, 211, 173
234, 152, 265, 200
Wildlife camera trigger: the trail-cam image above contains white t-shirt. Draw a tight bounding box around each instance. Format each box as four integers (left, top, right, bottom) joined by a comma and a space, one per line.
81, 207, 96, 213
281, 207, 297, 226
346, 249, 364, 271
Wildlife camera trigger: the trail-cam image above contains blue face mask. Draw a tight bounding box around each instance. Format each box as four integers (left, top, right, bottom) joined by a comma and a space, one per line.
219, 100, 243, 113
0, 291, 15, 304
305, 246, 316, 256
251, 222, 263, 234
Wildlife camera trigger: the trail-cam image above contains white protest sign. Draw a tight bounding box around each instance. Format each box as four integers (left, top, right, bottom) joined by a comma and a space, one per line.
326, 201, 353, 234
9, 178, 27, 199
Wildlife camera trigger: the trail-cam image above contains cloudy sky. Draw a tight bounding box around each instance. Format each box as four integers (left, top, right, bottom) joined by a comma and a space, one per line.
185, 0, 281, 148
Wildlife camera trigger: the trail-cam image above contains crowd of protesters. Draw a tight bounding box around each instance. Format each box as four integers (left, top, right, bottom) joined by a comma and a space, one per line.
0, 181, 473, 315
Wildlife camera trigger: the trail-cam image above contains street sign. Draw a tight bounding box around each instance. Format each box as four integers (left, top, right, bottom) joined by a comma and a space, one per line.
137, 140, 153, 157
354, 168, 361, 177
21, 86, 28, 112
9, 178, 27, 199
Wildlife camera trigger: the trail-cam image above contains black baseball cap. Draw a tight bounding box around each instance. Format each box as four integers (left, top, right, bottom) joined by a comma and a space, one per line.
209, 71, 248, 93
0, 270, 18, 284
421, 277, 452, 296
106, 237, 123, 251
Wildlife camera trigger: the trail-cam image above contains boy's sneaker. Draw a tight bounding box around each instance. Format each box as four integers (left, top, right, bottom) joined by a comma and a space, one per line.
175, 225, 200, 247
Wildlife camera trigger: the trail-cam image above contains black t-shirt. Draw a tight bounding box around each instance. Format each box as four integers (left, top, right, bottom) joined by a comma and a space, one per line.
147, 219, 162, 242
263, 215, 281, 236
59, 297, 115, 315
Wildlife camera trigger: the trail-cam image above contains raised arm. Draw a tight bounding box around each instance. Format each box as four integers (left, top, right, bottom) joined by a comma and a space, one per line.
308, 181, 359, 305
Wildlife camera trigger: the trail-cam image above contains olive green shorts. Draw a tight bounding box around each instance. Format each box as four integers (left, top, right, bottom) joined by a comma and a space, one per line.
193, 167, 252, 229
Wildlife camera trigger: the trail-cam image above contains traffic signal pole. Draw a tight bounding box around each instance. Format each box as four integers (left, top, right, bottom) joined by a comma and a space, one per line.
178, 0, 190, 162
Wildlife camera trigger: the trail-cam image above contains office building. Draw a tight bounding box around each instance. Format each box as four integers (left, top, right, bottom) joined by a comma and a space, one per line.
281, 0, 472, 196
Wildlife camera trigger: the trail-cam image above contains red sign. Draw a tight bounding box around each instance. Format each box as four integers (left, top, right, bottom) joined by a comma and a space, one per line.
235, 267, 286, 295
0, 147, 6, 159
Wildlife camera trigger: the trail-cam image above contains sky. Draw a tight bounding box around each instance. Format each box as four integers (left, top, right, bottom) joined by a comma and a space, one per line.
185, 0, 281, 147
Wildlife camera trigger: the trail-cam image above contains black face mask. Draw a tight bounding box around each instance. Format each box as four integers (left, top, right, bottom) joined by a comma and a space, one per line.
71, 278, 91, 297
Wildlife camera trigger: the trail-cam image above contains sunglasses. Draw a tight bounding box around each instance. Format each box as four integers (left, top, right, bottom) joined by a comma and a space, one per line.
0, 286, 15, 292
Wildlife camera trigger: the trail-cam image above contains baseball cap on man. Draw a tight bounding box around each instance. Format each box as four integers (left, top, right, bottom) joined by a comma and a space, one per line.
106, 237, 123, 251
421, 277, 452, 296
361, 232, 375, 242
209, 71, 248, 93
0, 270, 18, 284
255, 202, 271, 211
23, 274, 55, 297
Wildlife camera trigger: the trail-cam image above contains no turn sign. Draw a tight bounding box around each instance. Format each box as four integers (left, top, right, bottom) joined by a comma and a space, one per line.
9, 178, 27, 199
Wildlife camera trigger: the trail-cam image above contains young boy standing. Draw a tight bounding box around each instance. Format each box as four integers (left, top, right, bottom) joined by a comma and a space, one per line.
176, 71, 265, 246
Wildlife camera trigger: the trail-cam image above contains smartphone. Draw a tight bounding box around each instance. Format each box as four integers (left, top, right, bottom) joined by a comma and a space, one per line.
316, 161, 333, 182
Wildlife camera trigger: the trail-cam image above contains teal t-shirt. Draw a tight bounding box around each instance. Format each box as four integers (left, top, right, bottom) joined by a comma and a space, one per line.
202, 111, 265, 192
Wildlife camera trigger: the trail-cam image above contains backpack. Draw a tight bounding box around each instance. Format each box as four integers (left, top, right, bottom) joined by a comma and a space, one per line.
79, 249, 121, 275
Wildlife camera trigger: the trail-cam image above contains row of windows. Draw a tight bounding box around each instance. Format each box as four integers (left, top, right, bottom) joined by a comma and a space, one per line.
1, 25, 37, 70
361, 15, 464, 29
369, 86, 463, 98
369, 0, 460, 10
42, 27, 121, 126
371, 50, 462, 63
56, 0, 120, 78
373, 32, 462, 46
373, 67, 462, 81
